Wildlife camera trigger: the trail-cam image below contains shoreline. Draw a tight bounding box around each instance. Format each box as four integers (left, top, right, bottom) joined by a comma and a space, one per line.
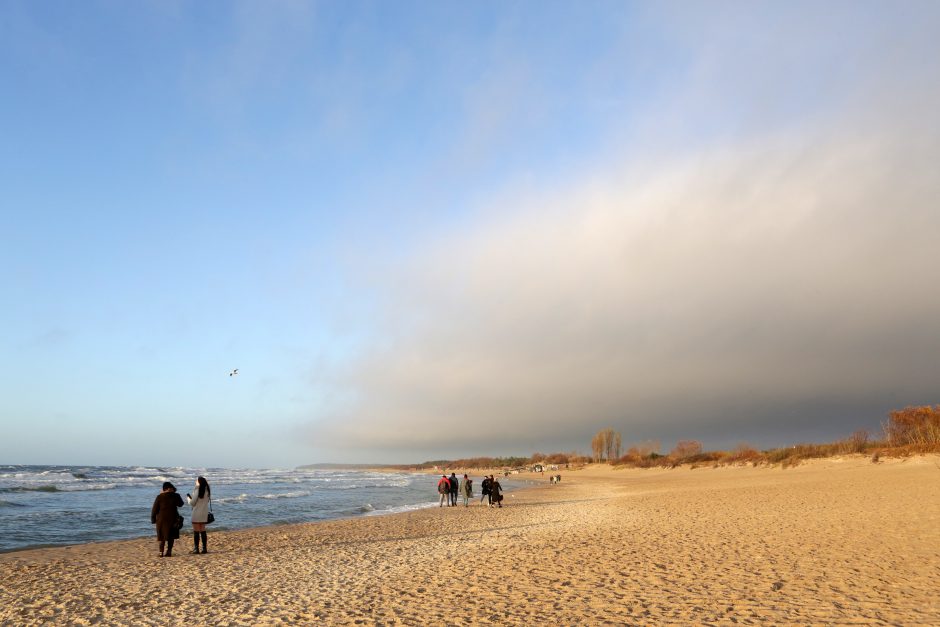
0, 470, 547, 557
3, 456, 938, 625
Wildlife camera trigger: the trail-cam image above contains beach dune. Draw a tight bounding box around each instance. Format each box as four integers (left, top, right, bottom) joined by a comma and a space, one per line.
2, 455, 939, 625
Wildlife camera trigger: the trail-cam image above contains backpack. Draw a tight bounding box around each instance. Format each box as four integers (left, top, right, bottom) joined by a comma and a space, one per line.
438, 479, 449, 494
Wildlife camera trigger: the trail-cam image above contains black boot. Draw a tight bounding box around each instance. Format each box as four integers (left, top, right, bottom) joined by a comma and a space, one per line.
191, 532, 200, 554
200, 531, 208, 554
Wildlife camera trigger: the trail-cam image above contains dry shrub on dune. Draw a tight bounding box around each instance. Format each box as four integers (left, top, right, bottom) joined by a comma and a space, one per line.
670, 440, 703, 460
884, 406, 940, 447
725, 443, 763, 465
839, 429, 871, 454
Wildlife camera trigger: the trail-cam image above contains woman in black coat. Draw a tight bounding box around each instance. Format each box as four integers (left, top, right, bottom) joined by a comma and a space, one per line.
489, 476, 503, 508
151, 481, 183, 557
480, 476, 491, 505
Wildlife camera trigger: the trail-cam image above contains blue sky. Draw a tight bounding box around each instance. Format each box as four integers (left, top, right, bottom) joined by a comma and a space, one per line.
3, 1, 939, 468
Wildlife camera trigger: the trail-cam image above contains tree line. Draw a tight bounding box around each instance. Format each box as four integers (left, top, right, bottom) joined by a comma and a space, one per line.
588, 404, 940, 469
395, 404, 939, 472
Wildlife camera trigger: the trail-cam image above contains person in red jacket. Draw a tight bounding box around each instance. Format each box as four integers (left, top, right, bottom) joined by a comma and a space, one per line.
437, 474, 451, 507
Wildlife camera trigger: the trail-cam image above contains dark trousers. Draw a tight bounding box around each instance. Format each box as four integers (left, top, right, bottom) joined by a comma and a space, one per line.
158, 539, 174, 556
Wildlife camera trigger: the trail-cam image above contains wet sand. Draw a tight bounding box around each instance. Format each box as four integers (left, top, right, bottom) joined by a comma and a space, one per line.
2, 455, 939, 625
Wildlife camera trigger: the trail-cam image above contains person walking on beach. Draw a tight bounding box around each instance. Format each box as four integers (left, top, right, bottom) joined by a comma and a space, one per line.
437, 474, 451, 507
480, 475, 491, 505
449, 472, 459, 507
186, 476, 211, 554
151, 481, 183, 557
489, 476, 503, 508
460, 474, 473, 507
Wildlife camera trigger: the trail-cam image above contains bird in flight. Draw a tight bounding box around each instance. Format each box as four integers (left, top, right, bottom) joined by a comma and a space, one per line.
229, 369, 238, 377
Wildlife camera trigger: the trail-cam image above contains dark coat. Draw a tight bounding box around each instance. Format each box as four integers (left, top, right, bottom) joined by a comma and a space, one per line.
449, 475, 459, 494
151, 491, 183, 541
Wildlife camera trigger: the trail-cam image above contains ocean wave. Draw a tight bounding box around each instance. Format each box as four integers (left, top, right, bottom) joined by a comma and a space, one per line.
62, 483, 122, 492
0, 485, 62, 493
257, 491, 312, 500
364, 501, 438, 516
214, 493, 249, 504
0, 500, 27, 507
325, 482, 410, 491
0, 483, 128, 494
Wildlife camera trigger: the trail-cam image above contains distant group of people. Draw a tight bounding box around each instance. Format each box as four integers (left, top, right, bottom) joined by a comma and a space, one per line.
481, 475, 503, 507
549, 474, 562, 484
438, 472, 472, 506
437, 473, 503, 508
150, 476, 213, 557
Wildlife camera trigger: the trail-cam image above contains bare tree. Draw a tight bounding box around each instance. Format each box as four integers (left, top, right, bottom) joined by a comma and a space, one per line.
591, 432, 604, 463
591, 427, 623, 463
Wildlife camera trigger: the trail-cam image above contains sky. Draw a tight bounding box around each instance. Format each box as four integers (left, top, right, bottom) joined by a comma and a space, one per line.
2, 1, 939, 468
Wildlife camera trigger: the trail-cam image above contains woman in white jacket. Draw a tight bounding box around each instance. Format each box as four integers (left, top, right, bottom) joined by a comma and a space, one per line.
186, 476, 211, 554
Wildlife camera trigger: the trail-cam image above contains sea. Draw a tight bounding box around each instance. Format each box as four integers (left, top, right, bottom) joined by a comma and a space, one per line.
0, 465, 533, 553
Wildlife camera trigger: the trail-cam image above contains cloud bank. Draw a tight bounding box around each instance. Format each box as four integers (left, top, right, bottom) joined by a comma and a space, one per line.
304, 6, 940, 460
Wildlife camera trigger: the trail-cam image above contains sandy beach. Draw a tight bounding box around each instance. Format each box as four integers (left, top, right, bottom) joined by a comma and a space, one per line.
2, 456, 938, 626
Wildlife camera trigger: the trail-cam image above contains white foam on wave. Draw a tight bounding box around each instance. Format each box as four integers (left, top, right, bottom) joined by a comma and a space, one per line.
57, 483, 122, 492
214, 493, 249, 504
257, 490, 312, 500
325, 479, 411, 491
363, 501, 438, 517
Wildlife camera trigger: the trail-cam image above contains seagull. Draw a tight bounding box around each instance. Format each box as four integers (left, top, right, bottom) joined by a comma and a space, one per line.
229, 369, 238, 377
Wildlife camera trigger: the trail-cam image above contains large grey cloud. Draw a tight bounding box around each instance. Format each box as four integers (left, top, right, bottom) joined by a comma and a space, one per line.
303, 5, 940, 460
